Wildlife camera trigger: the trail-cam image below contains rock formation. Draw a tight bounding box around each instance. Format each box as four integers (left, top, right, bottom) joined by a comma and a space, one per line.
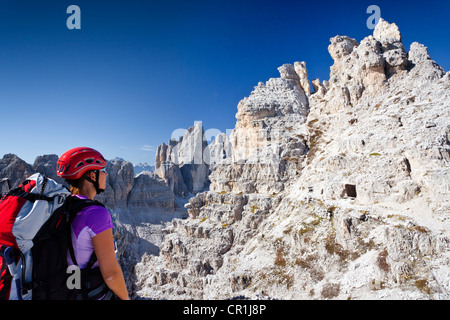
97, 157, 135, 209
206, 132, 232, 170
128, 172, 175, 211
0, 154, 34, 191
0, 178, 11, 196
134, 19, 450, 300
155, 122, 210, 196
32, 154, 62, 183
206, 62, 309, 196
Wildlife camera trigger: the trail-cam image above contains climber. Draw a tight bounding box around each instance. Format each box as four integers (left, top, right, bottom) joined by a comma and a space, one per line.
57, 147, 130, 300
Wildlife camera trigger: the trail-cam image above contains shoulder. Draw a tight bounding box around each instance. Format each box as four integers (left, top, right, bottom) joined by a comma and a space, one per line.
70, 196, 108, 215
74, 201, 113, 235
81, 204, 111, 222
82, 203, 109, 215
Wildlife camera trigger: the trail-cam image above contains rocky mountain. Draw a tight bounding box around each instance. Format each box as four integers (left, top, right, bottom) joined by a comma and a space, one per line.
133, 19, 450, 300
155, 121, 211, 197
0, 154, 35, 190
134, 162, 155, 176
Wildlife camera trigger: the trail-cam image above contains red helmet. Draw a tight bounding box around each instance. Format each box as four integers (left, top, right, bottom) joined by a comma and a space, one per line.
57, 147, 107, 180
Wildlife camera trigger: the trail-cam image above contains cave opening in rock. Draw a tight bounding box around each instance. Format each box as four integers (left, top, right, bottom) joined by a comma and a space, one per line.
403, 157, 412, 174
344, 184, 357, 198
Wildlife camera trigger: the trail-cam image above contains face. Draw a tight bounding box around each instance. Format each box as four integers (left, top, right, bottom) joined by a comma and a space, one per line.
98, 169, 107, 190
87, 169, 107, 191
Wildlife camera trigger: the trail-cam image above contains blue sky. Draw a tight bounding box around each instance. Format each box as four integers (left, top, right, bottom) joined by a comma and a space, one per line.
0, 0, 449, 165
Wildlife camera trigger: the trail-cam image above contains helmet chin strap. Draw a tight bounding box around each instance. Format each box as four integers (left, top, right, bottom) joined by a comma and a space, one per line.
84, 170, 105, 195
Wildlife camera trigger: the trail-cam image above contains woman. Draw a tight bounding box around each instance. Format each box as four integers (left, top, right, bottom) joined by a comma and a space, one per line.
56, 147, 130, 300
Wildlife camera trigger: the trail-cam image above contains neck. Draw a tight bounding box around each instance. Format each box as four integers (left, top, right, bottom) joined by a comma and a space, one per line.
78, 185, 96, 200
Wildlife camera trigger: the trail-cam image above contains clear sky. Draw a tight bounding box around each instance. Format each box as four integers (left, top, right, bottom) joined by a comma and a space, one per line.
0, 0, 449, 165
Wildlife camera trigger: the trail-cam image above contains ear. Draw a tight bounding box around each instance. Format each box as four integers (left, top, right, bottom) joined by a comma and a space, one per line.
89, 171, 97, 181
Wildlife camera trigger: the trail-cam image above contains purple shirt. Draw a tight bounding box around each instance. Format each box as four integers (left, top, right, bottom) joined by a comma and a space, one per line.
68, 195, 114, 269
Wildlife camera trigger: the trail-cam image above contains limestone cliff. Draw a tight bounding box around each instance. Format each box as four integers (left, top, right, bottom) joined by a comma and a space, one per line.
134, 19, 450, 300
155, 122, 210, 196
0, 154, 35, 189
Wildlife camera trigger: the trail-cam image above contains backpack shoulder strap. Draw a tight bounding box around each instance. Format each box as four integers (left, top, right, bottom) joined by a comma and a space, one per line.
66, 196, 105, 216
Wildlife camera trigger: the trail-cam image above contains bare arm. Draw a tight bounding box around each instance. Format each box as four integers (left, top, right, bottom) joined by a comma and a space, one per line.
92, 228, 130, 300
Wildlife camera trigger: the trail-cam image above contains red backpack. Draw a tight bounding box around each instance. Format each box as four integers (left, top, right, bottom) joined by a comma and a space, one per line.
0, 173, 109, 300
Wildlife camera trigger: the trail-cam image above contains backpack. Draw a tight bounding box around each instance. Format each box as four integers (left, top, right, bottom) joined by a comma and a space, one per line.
0, 173, 112, 300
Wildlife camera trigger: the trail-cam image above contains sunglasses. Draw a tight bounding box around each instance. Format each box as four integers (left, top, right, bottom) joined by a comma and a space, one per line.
98, 168, 107, 174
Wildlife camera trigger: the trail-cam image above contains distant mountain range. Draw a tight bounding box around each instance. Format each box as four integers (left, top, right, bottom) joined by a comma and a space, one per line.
133, 162, 155, 176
